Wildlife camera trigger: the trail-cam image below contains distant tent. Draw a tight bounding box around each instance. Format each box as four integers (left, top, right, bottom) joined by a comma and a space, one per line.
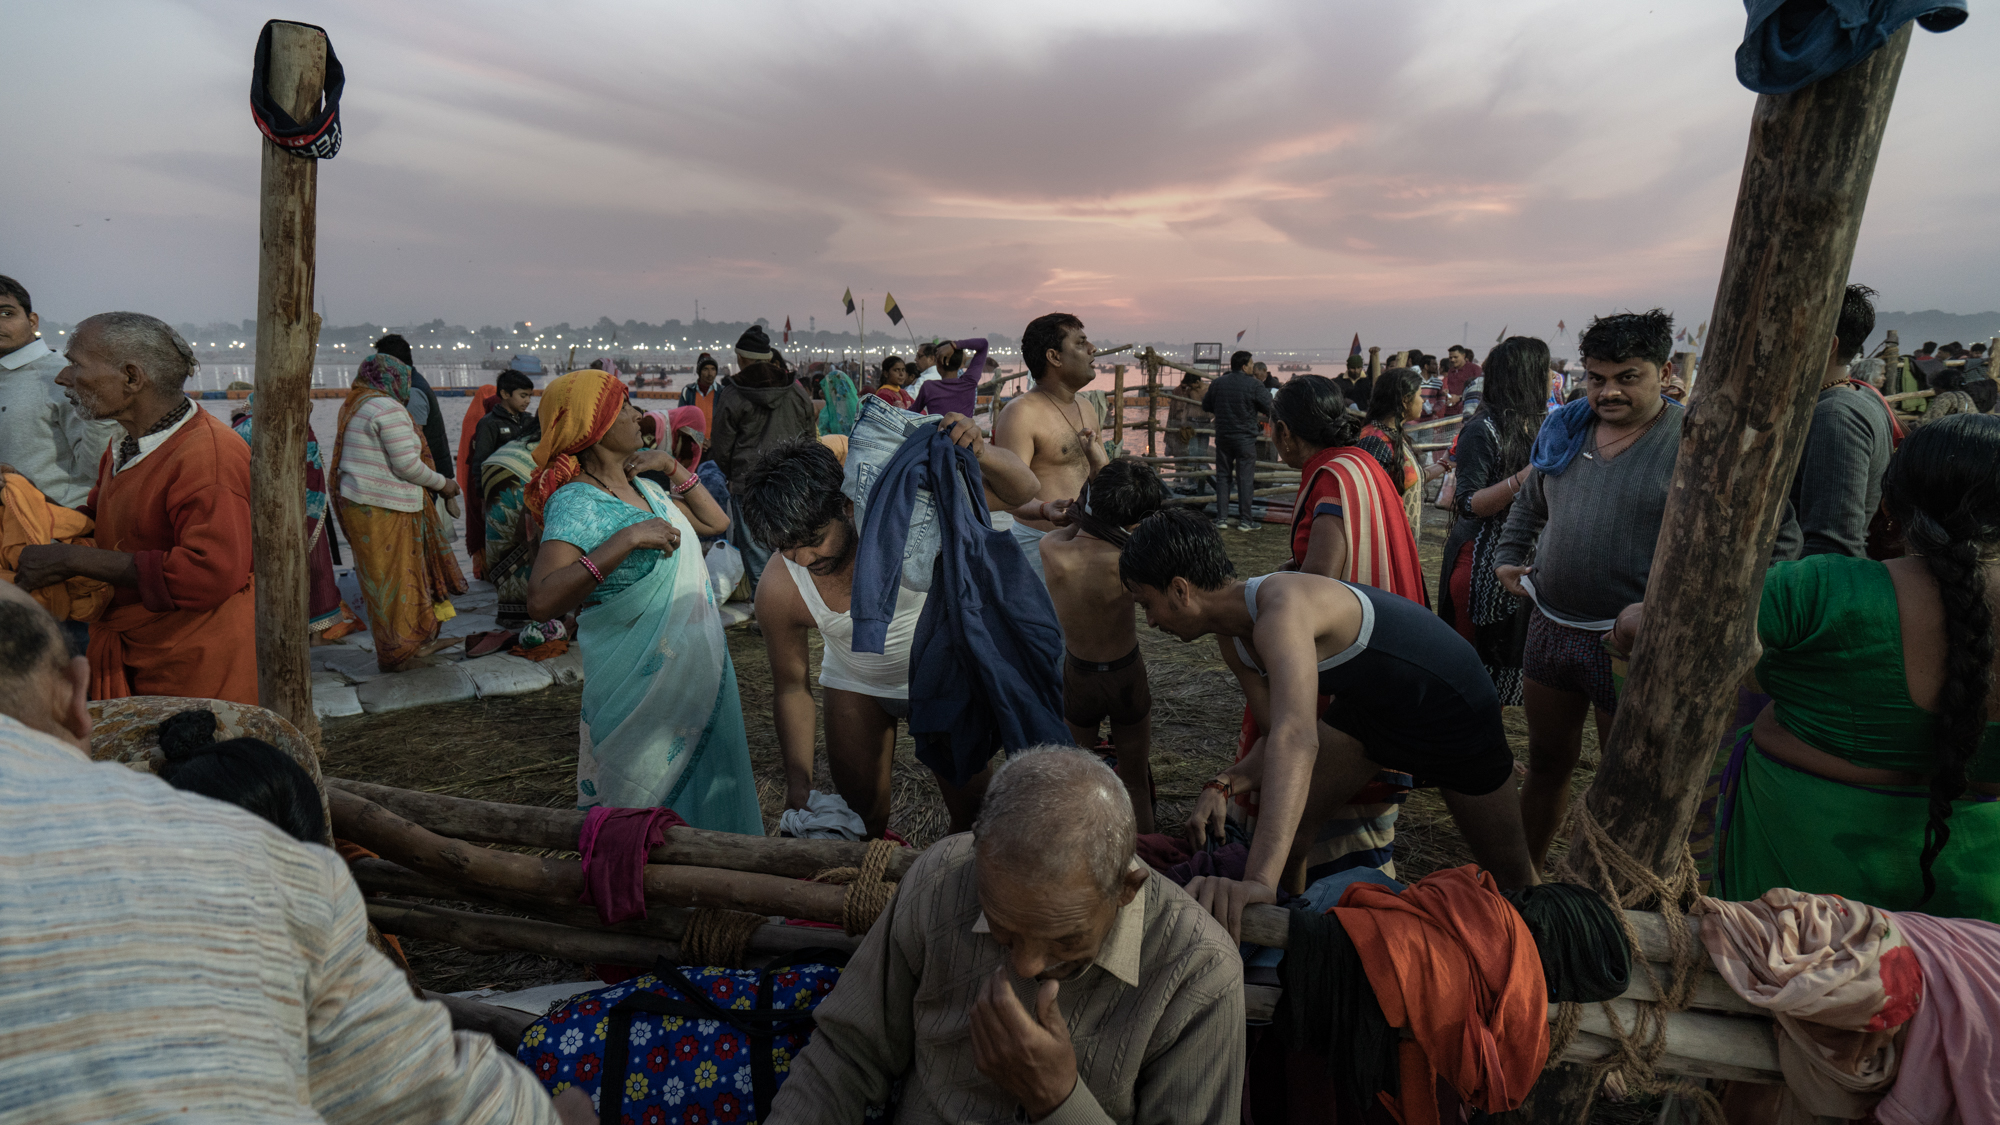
508, 354, 545, 374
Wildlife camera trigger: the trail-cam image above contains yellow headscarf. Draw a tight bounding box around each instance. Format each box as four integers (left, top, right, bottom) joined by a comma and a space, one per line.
526, 369, 629, 525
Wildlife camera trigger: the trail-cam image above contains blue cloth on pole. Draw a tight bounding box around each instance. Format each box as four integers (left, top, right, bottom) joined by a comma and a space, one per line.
850, 425, 1068, 788
1736, 0, 1966, 95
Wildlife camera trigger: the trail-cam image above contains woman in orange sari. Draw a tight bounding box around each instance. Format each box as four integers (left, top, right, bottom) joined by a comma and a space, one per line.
332, 353, 467, 671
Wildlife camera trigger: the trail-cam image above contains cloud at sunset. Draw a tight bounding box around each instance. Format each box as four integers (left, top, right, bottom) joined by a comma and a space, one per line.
4, 0, 1995, 350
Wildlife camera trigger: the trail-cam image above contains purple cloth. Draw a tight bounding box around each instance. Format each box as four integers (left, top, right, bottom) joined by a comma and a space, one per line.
911, 338, 987, 417
577, 806, 686, 925
1874, 911, 2000, 1125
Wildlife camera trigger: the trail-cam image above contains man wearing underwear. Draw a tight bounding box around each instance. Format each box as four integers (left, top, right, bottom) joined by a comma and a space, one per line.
1121, 508, 1538, 937
743, 417, 1036, 839
1040, 458, 1169, 832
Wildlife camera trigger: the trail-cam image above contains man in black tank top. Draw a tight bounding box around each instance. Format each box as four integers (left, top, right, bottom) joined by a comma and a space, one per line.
1120, 509, 1538, 937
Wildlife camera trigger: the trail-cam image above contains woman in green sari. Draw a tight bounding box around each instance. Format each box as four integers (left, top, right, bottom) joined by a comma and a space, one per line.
523, 369, 762, 833
1656, 415, 2000, 920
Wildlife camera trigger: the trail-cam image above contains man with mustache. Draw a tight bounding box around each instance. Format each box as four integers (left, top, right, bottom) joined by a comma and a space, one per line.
741, 415, 1037, 839
13, 312, 258, 705
1492, 309, 1685, 870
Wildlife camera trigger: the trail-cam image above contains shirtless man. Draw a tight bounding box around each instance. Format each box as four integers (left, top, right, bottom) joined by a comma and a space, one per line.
743, 417, 1040, 839
1039, 458, 1169, 832
1120, 508, 1538, 937
994, 312, 1113, 583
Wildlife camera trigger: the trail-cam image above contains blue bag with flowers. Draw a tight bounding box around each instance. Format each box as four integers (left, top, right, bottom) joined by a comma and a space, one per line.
517, 952, 850, 1125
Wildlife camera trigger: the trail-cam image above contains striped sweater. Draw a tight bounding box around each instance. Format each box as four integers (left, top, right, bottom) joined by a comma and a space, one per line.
337, 395, 449, 511
0, 715, 555, 1125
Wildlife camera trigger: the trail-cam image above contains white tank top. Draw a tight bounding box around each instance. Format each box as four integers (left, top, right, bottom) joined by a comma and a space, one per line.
781, 556, 927, 699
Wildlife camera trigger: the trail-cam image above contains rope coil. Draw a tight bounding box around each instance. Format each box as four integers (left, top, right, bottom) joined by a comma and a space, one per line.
811, 837, 900, 936
681, 907, 767, 969
1548, 796, 1724, 1125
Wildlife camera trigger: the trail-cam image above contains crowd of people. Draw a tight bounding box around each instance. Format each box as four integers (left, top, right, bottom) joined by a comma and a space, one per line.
7, 261, 2000, 1123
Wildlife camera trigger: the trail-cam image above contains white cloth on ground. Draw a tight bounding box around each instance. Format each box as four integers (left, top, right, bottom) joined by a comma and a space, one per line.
778, 791, 868, 841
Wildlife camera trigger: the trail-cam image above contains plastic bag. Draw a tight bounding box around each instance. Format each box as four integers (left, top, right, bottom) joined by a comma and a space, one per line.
704, 540, 745, 604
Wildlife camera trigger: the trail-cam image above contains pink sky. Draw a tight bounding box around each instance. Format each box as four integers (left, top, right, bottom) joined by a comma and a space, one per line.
5, 0, 1996, 351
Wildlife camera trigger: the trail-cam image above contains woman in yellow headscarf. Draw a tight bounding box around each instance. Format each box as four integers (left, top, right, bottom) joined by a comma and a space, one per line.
522, 370, 760, 833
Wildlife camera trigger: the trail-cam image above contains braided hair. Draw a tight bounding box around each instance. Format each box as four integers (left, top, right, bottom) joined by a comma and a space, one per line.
1881, 414, 2000, 904
1274, 374, 1359, 451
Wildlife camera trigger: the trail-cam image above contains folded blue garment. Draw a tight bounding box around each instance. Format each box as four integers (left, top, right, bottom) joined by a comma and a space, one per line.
1736, 0, 1966, 95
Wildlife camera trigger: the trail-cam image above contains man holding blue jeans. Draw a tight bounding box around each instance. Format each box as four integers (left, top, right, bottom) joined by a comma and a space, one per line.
1201, 351, 1272, 531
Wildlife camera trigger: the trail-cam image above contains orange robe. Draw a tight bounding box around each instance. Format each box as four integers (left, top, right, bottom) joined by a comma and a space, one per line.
457, 384, 496, 578
1335, 865, 1549, 1124
0, 471, 113, 622
84, 408, 258, 705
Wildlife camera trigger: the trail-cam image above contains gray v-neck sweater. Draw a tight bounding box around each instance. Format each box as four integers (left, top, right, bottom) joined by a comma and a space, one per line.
1494, 402, 1685, 622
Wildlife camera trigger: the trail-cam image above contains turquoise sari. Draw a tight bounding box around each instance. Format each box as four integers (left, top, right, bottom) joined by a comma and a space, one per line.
553, 478, 763, 834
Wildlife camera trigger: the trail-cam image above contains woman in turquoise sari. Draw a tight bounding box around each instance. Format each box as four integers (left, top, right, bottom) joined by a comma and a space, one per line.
817, 366, 861, 436
523, 369, 762, 833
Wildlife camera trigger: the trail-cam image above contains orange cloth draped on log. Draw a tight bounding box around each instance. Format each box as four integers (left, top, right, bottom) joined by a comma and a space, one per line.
457, 383, 496, 578
1334, 865, 1548, 1124
0, 470, 112, 622
83, 409, 258, 705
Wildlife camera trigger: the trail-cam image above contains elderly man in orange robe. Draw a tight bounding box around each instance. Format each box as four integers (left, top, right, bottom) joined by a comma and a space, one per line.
11, 312, 257, 704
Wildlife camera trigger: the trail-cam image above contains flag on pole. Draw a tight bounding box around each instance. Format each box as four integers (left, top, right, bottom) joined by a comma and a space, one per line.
1349, 333, 1363, 357
783, 316, 791, 344
842, 288, 855, 315
884, 293, 904, 326
1557, 319, 1566, 334
1235, 329, 1247, 343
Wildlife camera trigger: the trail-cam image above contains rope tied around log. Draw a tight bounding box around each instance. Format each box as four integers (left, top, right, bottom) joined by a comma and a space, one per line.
681, 908, 768, 968
1548, 797, 1723, 1125
810, 838, 900, 936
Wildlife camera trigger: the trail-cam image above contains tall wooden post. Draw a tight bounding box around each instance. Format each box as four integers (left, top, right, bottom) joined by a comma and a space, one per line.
1144, 356, 1161, 459
1673, 350, 1697, 395
1112, 363, 1126, 449
1530, 24, 1912, 1120
252, 22, 327, 746
1366, 345, 1381, 381
1880, 329, 1901, 392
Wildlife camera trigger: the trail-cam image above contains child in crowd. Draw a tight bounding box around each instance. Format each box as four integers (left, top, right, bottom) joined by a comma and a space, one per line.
1039, 458, 1169, 832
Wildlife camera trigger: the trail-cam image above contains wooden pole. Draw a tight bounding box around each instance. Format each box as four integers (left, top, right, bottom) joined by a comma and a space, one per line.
1880, 328, 1902, 393
1112, 363, 1125, 448
1144, 355, 1161, 459
1532, 24, 1914, 1120
251, 21, 326, 746
1366, 345, 1381, 381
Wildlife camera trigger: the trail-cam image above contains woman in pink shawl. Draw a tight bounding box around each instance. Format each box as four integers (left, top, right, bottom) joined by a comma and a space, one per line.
635, 407, 707, 491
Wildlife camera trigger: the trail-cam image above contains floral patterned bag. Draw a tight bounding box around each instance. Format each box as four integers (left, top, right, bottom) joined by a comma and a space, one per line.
516, 951, 852, 1125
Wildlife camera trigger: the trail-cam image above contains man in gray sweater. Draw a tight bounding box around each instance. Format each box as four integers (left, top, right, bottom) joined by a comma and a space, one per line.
1493, 309, 1683, 869
1773, 284, 1894, 560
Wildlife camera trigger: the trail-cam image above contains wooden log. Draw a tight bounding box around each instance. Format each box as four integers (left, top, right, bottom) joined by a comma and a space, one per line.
373, 900, 854, 974
1405, 416, 1463, 434
1162, 487, 1295, 508
350, 857, 860, 956
1145, 357, 1161, 459
1540, 24, 1915, 1120
326, 777, 917, 881
1882, 388, 1934, 404
423, 989, 537, 1051
1139, 457, 1290, 470
330, 788, 853, 923
251, 21, 327, 746
1367, 346, 1381, 381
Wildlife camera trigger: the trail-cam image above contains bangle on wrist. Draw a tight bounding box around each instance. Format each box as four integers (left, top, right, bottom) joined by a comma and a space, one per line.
671, 472, 700, 496
1202, 776, 1235, 798
577, 555, 605, 583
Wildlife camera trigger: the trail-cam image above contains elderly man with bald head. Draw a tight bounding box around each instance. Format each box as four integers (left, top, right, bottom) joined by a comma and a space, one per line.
12, 312, 257, 704
769, 747, 1244, 1125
